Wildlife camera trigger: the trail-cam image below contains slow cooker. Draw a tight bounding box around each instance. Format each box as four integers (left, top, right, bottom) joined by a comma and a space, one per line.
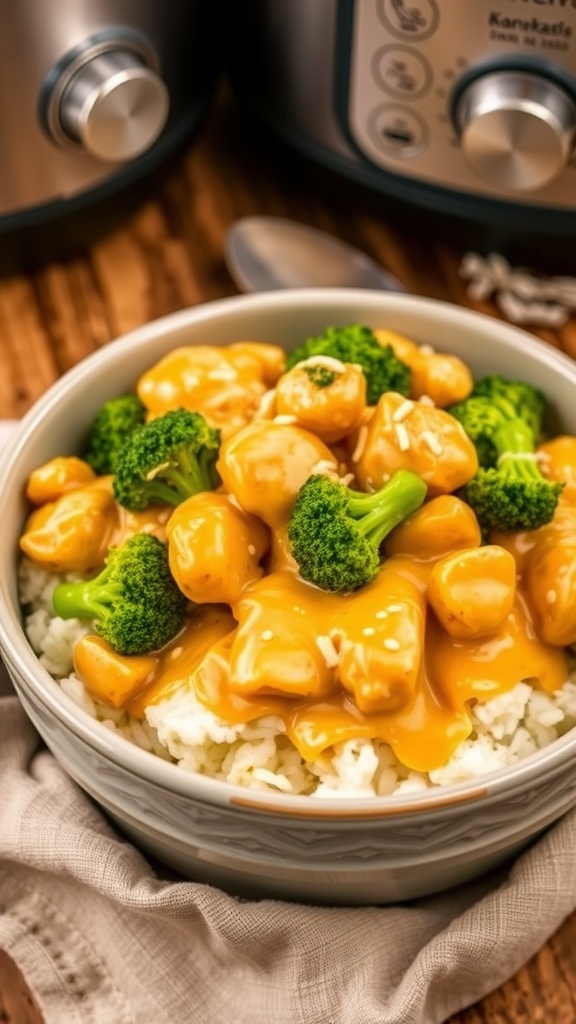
0, 1, 216, 246
226, 0, 576, 249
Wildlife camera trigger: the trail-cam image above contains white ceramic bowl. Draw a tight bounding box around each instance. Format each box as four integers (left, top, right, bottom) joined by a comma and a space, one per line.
2, 289, 576, 906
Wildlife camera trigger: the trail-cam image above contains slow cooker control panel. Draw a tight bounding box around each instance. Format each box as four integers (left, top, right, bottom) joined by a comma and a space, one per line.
342, 0, 576, 205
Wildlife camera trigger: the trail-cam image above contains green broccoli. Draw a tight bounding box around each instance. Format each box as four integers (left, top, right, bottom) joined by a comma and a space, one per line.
52, 533, 187, 655
286, 323, 411, 404
82, 393, 147, 475
113, 408, 221, 511
287, 469, 427, 593
471, 374, 546, 440
448, 376, 562, 531
302, 364, 338, 388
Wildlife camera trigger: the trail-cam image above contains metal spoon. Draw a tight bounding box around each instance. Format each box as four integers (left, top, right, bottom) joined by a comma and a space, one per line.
225, 216, 406, 293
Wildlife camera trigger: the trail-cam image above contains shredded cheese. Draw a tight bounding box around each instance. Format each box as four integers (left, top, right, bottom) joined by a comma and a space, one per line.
497, 451, 539, 467
351, 425, 368, 463
392, 399, 414, 422
315, 634, 340, 668
255, 389, 277, 419
310, 459, 339, 477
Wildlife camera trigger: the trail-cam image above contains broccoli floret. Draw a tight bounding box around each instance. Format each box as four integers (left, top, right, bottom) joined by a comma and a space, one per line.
472, 374, 546, 439
448, 377, 563, 531
82, 393, 147, 475
287, 469, 427, 593
52, 533, 187, 655
446, 395, 505, 469
286, 323, 411, 404
302, 364, 338, 388
113, 408, 220, 511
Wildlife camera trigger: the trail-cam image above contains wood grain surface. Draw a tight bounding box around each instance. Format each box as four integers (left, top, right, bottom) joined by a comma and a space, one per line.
1, 87, 576, 1023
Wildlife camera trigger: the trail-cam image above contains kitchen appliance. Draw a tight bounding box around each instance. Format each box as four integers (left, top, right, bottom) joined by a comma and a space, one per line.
226, 0, 576, 249
0, 1, 217, 247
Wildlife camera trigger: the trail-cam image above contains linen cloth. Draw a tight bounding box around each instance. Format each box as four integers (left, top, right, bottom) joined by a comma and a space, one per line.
1, 420, 576, 1024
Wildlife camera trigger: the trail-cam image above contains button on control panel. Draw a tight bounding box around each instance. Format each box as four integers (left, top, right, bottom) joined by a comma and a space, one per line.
372, 46, 433, 100
343, 0, 576, 206
377, 0, 440, 42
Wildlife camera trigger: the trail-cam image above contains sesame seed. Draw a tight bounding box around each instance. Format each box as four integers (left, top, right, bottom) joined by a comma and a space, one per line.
273, 414, 298, 425
315, 634, 340, 668
351, 425, 368, 463
421, 430, 443, 456
384, 638, 401, 651
419, 394, 436, 406
387, 604, 403, 613
376, 610, 388, 619
392, 399, 414, 422
261, 630, 274, 640
207, 367, 237, 382
248, 544, 256, 556
546, 589, 557, 605
394, 422, 410, 451
170, 646, 183, 660
362, 627, 376, 636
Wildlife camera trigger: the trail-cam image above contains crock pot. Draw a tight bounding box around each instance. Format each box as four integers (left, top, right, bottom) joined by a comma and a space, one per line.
226, 0, 576, 245
0, 1, 217, 236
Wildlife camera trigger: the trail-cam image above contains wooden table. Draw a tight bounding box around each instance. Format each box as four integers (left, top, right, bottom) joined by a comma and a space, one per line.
1, 89, 576, 1023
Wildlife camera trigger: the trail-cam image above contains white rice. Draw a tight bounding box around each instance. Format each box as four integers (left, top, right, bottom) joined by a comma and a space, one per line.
19, 557, 576, 799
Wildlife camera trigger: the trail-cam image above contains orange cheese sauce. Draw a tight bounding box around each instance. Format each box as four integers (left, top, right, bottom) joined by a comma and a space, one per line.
19, 474, 172, 573
78, 548, 568, 775
20, 343, 575, 779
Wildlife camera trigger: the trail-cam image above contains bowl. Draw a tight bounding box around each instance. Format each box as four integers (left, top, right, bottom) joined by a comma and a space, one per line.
2, 288, 576, 906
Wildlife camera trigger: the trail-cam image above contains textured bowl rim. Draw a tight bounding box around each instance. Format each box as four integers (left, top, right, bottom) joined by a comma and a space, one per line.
2, 287, 576, 819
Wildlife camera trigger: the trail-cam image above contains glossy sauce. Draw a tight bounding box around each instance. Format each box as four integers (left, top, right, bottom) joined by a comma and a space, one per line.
110, 549, 568, 774
29, 401, 573, 775
19, 475, 171, 573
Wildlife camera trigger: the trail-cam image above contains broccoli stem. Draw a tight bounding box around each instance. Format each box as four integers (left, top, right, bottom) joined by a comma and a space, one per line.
144, 450, 215, 505
347, 470, 427, 548
52, 574, 123, 621
493, 419, 543, 482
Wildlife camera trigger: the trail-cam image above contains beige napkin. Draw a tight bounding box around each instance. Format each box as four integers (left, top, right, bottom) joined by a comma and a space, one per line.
2, 420, 576, 1024
3, 666, 576, 1023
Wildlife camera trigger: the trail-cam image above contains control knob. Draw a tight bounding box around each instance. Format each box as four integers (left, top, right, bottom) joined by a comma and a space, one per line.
53, 49, 169, 163
454, 70, 576, 192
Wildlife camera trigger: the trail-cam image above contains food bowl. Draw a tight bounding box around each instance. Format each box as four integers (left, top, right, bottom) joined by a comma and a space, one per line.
1, 288, 576, 906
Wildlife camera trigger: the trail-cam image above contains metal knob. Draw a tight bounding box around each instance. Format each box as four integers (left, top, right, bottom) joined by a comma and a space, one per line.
455, 70, 576, 192
58, 50, 169, 163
